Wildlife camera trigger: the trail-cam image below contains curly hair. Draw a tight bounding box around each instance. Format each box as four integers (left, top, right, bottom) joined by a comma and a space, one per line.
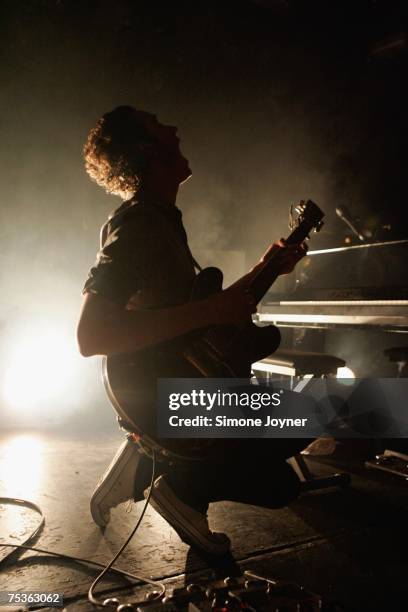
83, 106, 154, 199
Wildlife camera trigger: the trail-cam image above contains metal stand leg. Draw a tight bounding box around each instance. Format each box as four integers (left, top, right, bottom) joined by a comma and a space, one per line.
288, 454, 351, 492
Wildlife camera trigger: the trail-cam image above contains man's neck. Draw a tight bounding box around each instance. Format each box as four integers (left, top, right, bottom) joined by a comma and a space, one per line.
139, 175, 179, 208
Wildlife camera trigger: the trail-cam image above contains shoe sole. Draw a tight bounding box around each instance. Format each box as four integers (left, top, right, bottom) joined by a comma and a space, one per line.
90, 437, 138, 527
145, 482, 230, 556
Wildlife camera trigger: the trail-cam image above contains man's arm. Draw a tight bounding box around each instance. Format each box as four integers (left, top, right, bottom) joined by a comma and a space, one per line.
228, 240, 308, 291
77, 240, 307, 357
77, 286, 256, 357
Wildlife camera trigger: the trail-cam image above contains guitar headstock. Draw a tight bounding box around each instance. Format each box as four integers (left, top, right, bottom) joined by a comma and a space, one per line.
288, 199, 324, 244
249, 199, 325, 301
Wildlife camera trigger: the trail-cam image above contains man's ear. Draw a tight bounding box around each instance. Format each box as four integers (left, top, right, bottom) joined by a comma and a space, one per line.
138, 141, 162, 164
132, 141, 158, 173
141, 142, 172, 164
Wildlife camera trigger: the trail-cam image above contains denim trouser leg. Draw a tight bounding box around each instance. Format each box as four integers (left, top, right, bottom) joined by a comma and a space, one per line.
165, 438, 307, 513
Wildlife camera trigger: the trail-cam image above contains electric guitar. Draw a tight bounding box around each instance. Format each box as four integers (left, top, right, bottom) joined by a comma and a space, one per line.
102, 200, 324, 459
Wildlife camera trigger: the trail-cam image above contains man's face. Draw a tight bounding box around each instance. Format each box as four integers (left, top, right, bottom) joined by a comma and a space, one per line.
132, 110, 191, 184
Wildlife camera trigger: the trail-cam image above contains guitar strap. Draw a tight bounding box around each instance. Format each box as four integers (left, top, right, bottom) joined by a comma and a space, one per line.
154, 206, 203, 274
190, 252, 203, 273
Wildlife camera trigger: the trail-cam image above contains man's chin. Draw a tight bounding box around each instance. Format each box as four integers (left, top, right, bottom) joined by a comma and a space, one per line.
179, 163, 192, 184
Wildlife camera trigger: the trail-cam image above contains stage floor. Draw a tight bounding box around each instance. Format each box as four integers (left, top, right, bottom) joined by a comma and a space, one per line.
1, 430, 407, 611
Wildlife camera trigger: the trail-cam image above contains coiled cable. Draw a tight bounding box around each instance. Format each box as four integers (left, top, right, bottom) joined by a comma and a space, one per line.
0, 448, 164, 610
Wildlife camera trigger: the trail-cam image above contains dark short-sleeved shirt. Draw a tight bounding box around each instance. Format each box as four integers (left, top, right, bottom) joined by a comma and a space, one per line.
82, 198, 198, 309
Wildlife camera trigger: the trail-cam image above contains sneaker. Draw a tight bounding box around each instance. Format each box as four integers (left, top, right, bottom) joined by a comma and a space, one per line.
144, 475, 231, 556
90, 435, 142, 527
302, 437, 337, 456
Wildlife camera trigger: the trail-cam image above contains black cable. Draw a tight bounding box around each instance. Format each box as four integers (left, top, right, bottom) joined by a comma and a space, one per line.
0, 448, 164, 610
0, 496, 45, 550
88, 447, 159, 608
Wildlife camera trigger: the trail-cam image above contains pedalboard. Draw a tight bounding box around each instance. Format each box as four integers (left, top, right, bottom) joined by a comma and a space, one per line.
136, 570, 344, 611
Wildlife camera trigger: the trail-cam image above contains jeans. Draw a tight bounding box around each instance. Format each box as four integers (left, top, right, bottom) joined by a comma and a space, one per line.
164, 438, 307, 513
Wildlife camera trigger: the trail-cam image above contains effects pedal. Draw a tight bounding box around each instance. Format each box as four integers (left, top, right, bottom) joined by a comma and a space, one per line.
136, 570, 344, 611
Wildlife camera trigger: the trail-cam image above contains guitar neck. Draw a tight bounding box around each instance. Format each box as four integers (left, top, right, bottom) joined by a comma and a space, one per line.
248, 222, 310, 305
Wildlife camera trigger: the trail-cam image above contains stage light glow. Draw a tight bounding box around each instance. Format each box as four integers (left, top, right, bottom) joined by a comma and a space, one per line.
0, 435, 44, 498
337, 366, 356, 378
336, 366, 356, 385
2, 323, 80, 413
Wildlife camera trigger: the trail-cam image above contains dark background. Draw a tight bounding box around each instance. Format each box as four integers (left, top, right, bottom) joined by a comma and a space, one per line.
0, 0, 406, 427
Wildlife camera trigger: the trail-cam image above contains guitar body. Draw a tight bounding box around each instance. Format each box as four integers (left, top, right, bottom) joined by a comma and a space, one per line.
103, 200, 324, 459
103, 266, 280, 459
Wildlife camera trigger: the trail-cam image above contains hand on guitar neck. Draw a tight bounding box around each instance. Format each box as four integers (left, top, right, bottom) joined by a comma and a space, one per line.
262, 238, 309, 275
209, 239, 308, 328
229, 238, 308, 296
